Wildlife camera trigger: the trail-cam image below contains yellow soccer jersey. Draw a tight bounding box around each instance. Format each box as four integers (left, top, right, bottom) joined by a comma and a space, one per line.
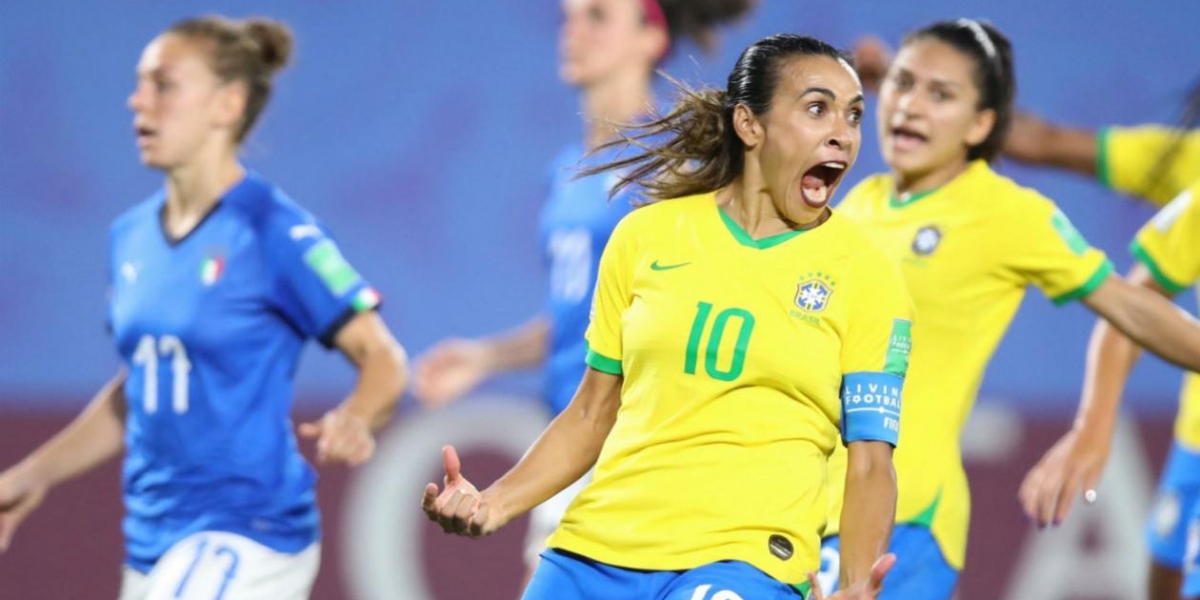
826, 160, 1113, 570
546, 192, 915, 585
1099, 126, 1200, 206
1131, 180, 1200, 448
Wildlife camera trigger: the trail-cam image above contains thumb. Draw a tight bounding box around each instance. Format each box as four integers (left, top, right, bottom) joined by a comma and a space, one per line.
442, 445, 462, 482
869, 553, 897, 592
298, 421, 322, 439
0, 515, 17, 552
806, 571, 825, 600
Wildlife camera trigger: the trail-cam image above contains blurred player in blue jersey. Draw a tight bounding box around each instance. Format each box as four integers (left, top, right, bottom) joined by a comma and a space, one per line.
0, 15, 408, 600
412, 0, 751, 585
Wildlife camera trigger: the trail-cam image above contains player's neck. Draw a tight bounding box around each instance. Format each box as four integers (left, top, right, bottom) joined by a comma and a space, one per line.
164, 152, 244, 223
893, 158, 972, 197
581, 67, 655, 150
719, 176, 828, 240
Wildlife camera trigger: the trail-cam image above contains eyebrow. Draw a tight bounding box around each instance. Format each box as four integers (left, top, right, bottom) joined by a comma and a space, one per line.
893, 66, 965, 90
799, 87, 865, 106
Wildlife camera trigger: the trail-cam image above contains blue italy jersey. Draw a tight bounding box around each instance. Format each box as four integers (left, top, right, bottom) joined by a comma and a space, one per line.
538, 143, 640, 416
108, 171, 381, 572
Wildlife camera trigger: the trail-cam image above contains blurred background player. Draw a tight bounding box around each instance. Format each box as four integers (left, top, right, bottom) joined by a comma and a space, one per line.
411, 0, 753, 587
1013, 78, 1200, 600
853, 35, 1200, 208
820, 19, 1200, 600
0, 15, 408, 600
423, 34, 906, 600
1021, 179, 1200, 600
1001, 79, 1200, 206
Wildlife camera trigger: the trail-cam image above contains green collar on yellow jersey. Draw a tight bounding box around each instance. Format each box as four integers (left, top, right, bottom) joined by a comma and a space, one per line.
717, 205, 810, 250
888, 187, 939, 209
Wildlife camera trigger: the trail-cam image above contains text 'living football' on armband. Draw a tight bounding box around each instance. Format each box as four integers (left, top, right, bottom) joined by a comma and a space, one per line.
840, 372, 903, 446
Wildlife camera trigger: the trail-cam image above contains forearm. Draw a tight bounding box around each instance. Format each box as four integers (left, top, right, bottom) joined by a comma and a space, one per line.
480, 315, 550, 374
1086, 278, 1200, 372
20, 372, 127, 488
483, 374, 617, 519
1074, 319, 1143, 439
341, 341, 408, 430
838, 443, 897, 588
1004, 113, 1097, 176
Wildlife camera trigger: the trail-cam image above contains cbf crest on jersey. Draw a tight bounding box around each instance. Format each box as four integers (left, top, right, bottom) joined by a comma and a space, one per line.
912, 225, 942, 256
795, 273, 835, 312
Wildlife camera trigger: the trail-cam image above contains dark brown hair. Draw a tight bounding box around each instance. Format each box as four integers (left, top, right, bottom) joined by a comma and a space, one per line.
903, 19, 1015, 162
168, 16, 294, 142
584, 34, 849, 201
657, 0, 756, 54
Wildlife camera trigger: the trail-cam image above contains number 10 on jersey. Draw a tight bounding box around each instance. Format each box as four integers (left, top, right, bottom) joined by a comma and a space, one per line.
684, 301, 756, 382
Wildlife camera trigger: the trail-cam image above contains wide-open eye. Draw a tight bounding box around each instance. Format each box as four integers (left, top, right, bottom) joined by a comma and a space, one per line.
807, 102, 827, 117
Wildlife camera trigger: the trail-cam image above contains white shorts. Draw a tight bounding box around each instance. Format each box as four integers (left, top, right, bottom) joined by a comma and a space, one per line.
117, 532, 320, 600
523, 470, 593, 566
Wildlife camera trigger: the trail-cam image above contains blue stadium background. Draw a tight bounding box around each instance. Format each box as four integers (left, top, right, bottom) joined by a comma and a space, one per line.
2, 2, 1198, 598
3, 1, 1196, 415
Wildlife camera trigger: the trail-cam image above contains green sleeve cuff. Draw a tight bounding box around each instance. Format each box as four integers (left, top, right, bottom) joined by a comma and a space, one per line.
585, 347, 623, 375
1130, 239, 1189, 294
791, 580, 813, 599
1052, 259, 1115, 306
1096, 127, 1112, 189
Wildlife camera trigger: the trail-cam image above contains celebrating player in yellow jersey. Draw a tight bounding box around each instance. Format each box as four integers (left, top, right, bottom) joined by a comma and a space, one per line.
819, 19, 1200, 600
1011, 83, 1200, 600
423, 33, 911, 600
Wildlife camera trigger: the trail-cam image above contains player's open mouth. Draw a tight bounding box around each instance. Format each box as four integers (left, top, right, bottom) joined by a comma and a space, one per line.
135, 124, 157, 145
891, 125, 928, 151
800, 161, 847, 208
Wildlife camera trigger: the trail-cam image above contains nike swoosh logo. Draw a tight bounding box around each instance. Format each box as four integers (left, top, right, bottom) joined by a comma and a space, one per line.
650, 260, 691, 271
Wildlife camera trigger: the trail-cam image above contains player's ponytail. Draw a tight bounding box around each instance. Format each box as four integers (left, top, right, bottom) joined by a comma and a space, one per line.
584, 34, 848, 201
168, 15, 295, 143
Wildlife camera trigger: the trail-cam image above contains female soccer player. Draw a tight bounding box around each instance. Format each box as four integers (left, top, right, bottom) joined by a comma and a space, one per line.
818, 20, 1200, 600
0, 16, 407, 600
424, 34, 909, 600
852, 37, 1200, 207
412, 0, 752, 578
1014, 83, 1200, 600
1020, 179, 1200, 600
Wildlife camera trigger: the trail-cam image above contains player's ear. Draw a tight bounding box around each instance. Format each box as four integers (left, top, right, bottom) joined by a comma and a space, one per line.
212, 80, 248, 132
732, 104, 763, 149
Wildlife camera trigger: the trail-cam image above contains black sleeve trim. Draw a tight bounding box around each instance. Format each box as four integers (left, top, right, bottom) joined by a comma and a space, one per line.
317, 302, 382, 349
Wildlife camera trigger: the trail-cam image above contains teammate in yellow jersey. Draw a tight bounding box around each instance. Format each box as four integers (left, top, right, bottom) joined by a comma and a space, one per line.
1008, 80, 1200, 600
423, 34, 908, 600
1002, 84, 1200, 206
1020, 181, 1200, 600
818, 19, 1200, 600
852, 38, 1200, 207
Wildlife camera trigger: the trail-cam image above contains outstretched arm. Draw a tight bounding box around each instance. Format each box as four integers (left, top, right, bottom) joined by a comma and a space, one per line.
422, 367, 622, 537
1020, 265, 1166, 526
0, 369, 128, 550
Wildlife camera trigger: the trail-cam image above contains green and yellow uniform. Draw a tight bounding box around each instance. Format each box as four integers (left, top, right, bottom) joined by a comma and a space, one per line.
1131, 180, 1200, 447
548, 192, 914, 585
1098, 126, 1200, 206
826, 160, 1113, 571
